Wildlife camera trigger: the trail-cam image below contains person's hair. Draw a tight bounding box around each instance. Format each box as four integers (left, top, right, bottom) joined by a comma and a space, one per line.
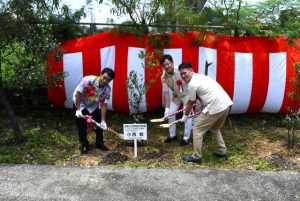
101, 67, 115, 79
160, 54, 173, 64
178, 62, 192, 70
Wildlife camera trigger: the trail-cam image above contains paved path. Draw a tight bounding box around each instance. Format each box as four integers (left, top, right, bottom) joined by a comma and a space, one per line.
0, 164, 299, 201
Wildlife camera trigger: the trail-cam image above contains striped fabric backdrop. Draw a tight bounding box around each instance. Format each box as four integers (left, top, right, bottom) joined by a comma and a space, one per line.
47, 30, 300, 114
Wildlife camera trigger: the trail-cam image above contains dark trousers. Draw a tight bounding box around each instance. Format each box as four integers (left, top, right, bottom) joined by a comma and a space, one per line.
74, 106, 104, 148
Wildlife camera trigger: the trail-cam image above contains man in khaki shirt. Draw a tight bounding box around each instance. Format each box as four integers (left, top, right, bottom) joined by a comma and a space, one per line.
178, 62, 233, 164
160, 55, 194, 145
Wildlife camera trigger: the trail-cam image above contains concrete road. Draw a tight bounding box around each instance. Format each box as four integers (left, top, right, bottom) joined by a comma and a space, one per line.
0, 164, 299, 201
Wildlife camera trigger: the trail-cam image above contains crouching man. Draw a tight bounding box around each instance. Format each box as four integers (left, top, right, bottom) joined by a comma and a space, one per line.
73, 68, 115, 154
178, 62, 233, 164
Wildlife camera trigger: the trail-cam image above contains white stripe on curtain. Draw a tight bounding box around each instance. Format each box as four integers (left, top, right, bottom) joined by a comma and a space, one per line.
63, 52, 83, 109
261, 52, 287, 113
101, 46, 116, 111
231, 52, 253, 114
198, 47, 217, 80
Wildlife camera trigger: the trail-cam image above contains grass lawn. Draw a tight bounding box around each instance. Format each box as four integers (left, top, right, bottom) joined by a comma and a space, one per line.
0, 107, 299, 171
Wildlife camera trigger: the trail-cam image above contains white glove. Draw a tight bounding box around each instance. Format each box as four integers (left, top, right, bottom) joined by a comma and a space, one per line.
164, 107, 170, 118
100, 121, 107, 130
181, 115, 188, 123
75, 110, 83, 118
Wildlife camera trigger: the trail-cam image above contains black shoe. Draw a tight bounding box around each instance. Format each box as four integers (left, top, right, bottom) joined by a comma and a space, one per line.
96, 143, 109, 151
182, 155, 202, 164
164, 136, 177, 143
179, 139, 189, 146
213, 150, 228, 160
80, 146, 89, 154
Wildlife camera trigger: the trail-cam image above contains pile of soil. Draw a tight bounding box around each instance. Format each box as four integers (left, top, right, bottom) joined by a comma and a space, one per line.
101, 152, 128, 165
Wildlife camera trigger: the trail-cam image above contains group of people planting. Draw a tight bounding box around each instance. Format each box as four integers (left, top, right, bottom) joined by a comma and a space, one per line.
73, 55, 232, 164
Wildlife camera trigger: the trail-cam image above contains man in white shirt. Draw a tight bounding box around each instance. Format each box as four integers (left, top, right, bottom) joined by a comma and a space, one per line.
160, 55, 193, 145
179, 62, 233, 164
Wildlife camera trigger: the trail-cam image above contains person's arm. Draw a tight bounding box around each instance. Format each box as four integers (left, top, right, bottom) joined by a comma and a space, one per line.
161, 75, 171, 117
163, 91, 170, 108
184, 100, 196, 116
181, 86, 196, 122
100, 103, 107, 122
74, 91, 84, 118
99, 103, 108, 130
75, 91, 82, 110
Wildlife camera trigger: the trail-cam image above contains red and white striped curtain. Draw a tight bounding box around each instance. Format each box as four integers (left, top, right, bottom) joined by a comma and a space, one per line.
47, 30, 300, 114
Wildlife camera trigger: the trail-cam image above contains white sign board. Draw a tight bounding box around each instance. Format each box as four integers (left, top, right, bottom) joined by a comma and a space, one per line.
123, 124, 147, 140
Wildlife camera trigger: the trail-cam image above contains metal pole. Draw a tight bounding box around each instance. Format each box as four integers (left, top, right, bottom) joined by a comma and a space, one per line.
134, 139, 138, 158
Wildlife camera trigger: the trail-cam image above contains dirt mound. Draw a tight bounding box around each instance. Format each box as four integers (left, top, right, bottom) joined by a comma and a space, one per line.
101, 152, 128, 165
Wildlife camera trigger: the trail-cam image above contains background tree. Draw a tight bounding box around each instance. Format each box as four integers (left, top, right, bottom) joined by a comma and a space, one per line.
0, 0, 87, 143
205, 0, 300, 37
96, 0, 208, 34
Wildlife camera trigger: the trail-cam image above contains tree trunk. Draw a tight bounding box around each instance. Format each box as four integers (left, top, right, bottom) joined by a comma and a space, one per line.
186, 0, 207, 13
0, 86, 24, 143
0, 48, 24, 143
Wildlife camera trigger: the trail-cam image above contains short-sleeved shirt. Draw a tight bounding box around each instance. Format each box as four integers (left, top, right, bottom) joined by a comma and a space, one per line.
161, 66, 189, 105
72, 75, 111, 113
187, 73, 233, 115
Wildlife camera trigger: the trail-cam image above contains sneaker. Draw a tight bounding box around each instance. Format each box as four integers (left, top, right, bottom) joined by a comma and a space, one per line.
80, 146, 89, 154
179, 139, 189, 146
164, 136, 177, 143
213, 150, 228, 160
182, 155, 202, 164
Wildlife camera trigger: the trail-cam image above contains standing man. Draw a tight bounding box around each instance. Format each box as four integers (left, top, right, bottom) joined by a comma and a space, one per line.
160, 55, 193, 145
73, 68, 115, 154
178, 62, 233, 164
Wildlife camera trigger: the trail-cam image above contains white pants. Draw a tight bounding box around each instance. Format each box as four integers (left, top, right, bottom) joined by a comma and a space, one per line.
168, 101, 193, 140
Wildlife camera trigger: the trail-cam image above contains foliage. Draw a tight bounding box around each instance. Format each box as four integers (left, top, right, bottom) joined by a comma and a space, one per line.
283, 112, 300, 148
205, 0, 300, 37
115, 20, 147, 35
0, 0, 88, 142
98, 0, 300, 38
48, 4, 88, 41
283, 62, 300, 148
126, 48, 163, 122
126, 70, 146, 122
0, 0, 88, 89
97, 0, 164, 34
96, 0, 209, 34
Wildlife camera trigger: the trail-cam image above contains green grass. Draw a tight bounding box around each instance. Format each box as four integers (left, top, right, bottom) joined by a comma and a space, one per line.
0, 108, 299, 171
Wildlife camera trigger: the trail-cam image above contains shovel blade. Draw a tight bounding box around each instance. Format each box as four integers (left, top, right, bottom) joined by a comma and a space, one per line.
159, 123, 171, 128
150, 118, 165, 123
118, 134, 124, 139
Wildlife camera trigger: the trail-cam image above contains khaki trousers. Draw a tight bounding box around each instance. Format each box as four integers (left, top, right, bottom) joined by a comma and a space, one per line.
192, 107, 230, 159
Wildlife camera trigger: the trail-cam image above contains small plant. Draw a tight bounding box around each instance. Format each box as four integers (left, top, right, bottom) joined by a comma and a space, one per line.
283, 112, 300, 148
126, 50, 162, 122
126, 70, 146, 122
283, 62, 300, 148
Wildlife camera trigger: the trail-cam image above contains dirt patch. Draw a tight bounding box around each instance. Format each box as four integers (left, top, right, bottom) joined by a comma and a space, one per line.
266, 154, 296, 170
256, 140, 286, 158
142, 151, 162, 161
251, 139, 300, 171
101, 152, 128, 165
80, 156, 100, 167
